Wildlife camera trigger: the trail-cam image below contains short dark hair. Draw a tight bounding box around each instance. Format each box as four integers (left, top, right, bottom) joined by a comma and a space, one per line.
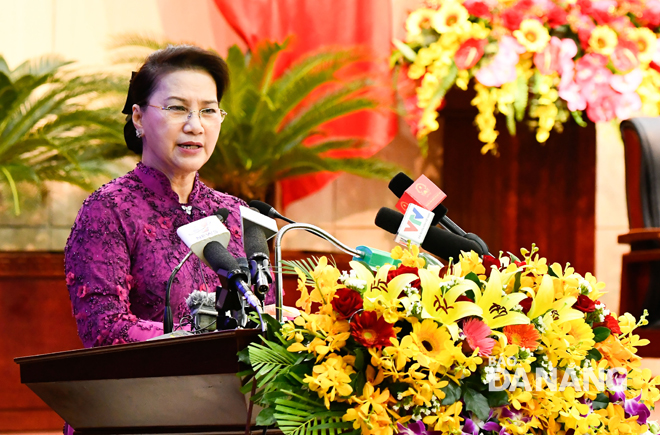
123, 44, 230, 154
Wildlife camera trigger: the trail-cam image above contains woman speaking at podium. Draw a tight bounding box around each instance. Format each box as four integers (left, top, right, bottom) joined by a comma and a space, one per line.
64, 45, 251, 348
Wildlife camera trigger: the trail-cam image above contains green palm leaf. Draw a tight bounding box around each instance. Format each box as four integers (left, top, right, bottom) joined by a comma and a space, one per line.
273, 391, 355, 435
249, 340, 299, 388
0, 53, 130, 214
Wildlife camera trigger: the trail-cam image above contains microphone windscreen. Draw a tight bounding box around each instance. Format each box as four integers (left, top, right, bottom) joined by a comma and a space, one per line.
374, 207, 484, 260
214, 208, 229, 223
387, 173, 448, 224
375, 207, 405, 234
388, 172, 414, 197
421, 226, 485, 258
248, 200, 274, 217
203, 241, 239, 273
244, 224, 269, 258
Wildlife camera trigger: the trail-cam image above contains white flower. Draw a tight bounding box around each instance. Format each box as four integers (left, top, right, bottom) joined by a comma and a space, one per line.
579, 277, 593, 294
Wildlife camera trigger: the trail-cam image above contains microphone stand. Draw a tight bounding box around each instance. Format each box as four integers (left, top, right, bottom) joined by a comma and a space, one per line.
164, 250, 193, 334
273, 223, 362, 322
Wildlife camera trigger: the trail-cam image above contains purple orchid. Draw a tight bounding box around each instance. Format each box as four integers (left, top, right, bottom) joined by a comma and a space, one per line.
396, 421, 442, 435
462, 418, 479, 435
607, 370, 627, 403
624, 394, 651, 425
460, 409, 505, 435
578, 396, 594, 414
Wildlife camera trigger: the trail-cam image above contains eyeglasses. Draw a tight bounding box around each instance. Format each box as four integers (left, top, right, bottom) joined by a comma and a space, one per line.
147, 104, 227, 125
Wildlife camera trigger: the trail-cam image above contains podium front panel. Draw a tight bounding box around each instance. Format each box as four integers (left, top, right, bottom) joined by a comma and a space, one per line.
15, 329, 263, 434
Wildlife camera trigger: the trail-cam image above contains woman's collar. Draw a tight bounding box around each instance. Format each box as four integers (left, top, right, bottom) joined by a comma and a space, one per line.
134, 161, 201, 204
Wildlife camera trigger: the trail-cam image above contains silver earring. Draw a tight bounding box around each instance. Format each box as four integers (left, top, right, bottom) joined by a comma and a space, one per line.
136, 129, 143, 138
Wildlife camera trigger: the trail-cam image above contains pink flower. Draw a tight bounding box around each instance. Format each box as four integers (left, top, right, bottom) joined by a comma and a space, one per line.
559, 80, 588, 111
586, 90, 618, 122
575, 54, 613, 105
611, 39, 640, 72
610, 69, 643, 94
475, 36, 525, 87
157, 216, 173, 229
462, 318, 496, 356
614, 91, 642, 120
577, 0, 617, 25
143, 223, 157, 240
76, 284, 89, 298
641, 0, 660, 27
557, 40, 585, 111
66, 271, 75, 286
533, 37, 563, 75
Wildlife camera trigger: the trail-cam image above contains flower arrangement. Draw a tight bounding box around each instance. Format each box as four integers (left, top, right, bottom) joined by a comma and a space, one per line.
241, 244, 660, 435
392, 0, 660, 154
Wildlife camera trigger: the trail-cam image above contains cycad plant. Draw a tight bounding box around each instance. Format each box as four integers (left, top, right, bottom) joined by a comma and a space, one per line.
206, 40, 400, 201
112, 37, 401, 202
0, 55, 128, 214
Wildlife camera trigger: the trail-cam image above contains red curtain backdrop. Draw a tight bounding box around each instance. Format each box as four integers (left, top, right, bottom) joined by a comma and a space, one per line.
213, 0, 398, 210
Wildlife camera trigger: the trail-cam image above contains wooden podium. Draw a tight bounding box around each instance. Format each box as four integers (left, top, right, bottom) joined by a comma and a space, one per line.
15, 329, 266, 435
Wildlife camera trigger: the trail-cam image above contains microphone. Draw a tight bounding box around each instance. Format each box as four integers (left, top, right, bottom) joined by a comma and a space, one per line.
389, 172, 460, 233
375, 207, 486, 261
249, 200, 295, 224
164, 209, 230, 334
248, 200, 400, 269
214, 208, 229, 223
241, 206, 275, 298
176, 210, 231, 268
389, 173, 490, 254
203, 241, 262, 312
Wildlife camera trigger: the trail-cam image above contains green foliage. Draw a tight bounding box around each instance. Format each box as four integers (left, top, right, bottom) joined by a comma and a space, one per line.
244, 332, 356, 435
114, 37, 401, 202
249, 339, 300, 388
0, 55, 129, 214
463, 387, 490, 421
593, 326, 611, 342
274, 393, 355, 435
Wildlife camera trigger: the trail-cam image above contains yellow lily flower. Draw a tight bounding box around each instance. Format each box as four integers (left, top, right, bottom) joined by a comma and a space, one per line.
542, 296, 583, 326
419, 269, 483, 339
356, 262, 418, 323
527, 275, 582, 325
474, 268, 529, 329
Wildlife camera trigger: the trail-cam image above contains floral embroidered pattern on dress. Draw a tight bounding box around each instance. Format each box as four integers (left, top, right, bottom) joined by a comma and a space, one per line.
64, 161, 275, 348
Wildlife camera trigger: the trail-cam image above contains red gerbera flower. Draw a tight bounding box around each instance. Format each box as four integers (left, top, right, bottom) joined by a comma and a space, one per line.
350, 311, 396, 349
